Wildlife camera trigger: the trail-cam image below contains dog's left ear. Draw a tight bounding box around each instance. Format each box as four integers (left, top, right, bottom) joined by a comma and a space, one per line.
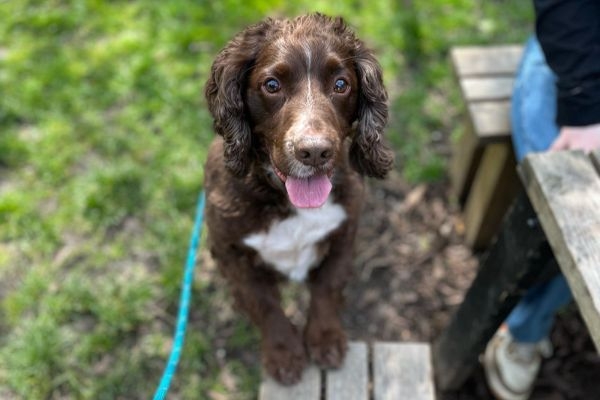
350, 44, 394, 178
205, 20, 273, 177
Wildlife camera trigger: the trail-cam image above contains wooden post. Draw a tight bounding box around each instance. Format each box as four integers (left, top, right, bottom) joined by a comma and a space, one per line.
433, 190, 556, 390
463, 142, 520, 249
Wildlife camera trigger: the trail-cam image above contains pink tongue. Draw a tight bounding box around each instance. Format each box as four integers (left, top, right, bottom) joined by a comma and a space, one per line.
285, 175, 332, 208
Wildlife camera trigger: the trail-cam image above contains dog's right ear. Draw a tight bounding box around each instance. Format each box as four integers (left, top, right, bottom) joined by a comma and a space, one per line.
350, 43, 394, 179
205, 20, 272, 177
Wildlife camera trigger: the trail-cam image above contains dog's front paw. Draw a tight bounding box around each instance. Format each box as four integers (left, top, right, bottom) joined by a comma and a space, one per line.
304, 318, 348, 368
262, 334, 307, 385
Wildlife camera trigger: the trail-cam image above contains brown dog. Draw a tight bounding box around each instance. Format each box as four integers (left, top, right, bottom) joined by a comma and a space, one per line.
204, 14, 393, 384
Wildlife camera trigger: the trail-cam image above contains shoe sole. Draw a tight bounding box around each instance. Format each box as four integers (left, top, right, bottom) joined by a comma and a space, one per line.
482, 334, 531, 400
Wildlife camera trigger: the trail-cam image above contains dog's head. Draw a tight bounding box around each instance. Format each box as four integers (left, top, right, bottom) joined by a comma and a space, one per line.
205, 14, 393, 208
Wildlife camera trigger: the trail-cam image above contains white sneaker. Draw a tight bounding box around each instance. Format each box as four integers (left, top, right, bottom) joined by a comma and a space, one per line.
483, 325, 552, 400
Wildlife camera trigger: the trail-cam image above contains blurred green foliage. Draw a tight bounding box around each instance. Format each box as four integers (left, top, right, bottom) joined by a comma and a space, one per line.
0, 0, 532, 398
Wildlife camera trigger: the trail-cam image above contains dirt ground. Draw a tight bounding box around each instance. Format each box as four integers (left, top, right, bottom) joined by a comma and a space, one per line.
342, 172, 600, 400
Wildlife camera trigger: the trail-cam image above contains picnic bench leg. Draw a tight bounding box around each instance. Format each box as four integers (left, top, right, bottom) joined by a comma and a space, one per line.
433, 190, 558, 390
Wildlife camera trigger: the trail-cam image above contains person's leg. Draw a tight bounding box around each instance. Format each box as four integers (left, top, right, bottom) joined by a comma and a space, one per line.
507, 275, 572, 342
510, 36, 559, 162
507, 35, 573, 343
483, 36, 573, 400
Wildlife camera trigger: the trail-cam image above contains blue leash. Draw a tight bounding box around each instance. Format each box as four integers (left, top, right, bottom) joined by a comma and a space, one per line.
153, 191, 206, 400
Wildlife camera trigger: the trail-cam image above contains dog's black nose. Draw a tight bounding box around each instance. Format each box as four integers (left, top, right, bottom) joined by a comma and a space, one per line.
294, 137, 334, 167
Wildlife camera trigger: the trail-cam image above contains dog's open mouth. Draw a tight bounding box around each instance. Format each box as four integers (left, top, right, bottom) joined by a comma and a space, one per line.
273, 166, 332, 209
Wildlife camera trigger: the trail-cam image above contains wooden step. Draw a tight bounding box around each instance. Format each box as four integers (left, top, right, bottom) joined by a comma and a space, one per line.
449, 44, 524, 249
450, 45, 522, 201
259, 341, 435, 400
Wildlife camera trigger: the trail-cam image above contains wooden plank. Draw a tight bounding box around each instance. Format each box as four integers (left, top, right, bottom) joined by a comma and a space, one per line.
450, 102, 513, 205
434, 191, 555, 390
451, 45, 523, 77
460, 77, 514, 102
463, 142, 520, 249
259, 365, 321, 400
450, 115, 483, 203
520, 151, 600, 350
449, 45, 519, 203
468, 101, 512, 141
326, 342, 369, 400
373, 342, 435, 400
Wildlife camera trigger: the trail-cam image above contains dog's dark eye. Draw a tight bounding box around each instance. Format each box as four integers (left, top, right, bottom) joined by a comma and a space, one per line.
333, 79, 349, 94
264, 78, 281, 93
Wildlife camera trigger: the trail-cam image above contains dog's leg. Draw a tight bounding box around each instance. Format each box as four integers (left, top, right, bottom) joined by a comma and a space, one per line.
216, 257, 307, 385
304, 280, 348, 368
304, 223, 357, 369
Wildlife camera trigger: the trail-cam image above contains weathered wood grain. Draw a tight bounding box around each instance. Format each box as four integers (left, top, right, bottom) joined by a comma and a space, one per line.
468, 101, 511, 141
451, 45, 523, 77
326, 342, 369, 400
373, 342, 435, 400
520, 151, 600, 350
460, 77, 515, 102
258, 365, 321, 400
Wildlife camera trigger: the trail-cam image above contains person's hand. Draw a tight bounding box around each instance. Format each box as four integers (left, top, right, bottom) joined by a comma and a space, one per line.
550, 123, 600, 152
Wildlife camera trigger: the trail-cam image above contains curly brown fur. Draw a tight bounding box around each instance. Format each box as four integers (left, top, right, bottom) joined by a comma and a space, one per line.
203, 13, 394, 385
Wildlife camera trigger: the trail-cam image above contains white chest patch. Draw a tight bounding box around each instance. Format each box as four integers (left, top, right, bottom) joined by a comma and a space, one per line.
243, 199, 347, 282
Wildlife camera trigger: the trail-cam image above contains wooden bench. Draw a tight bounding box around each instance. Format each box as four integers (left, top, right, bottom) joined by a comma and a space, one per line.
434, 150, 600, 390
450, 45, 524, 249
259, 341, 436, 400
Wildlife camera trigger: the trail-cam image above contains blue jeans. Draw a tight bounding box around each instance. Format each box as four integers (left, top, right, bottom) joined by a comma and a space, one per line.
507, 36, 572, 343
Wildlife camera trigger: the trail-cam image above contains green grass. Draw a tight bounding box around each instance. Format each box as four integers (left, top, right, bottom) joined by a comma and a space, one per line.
0, 0, 532, 398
